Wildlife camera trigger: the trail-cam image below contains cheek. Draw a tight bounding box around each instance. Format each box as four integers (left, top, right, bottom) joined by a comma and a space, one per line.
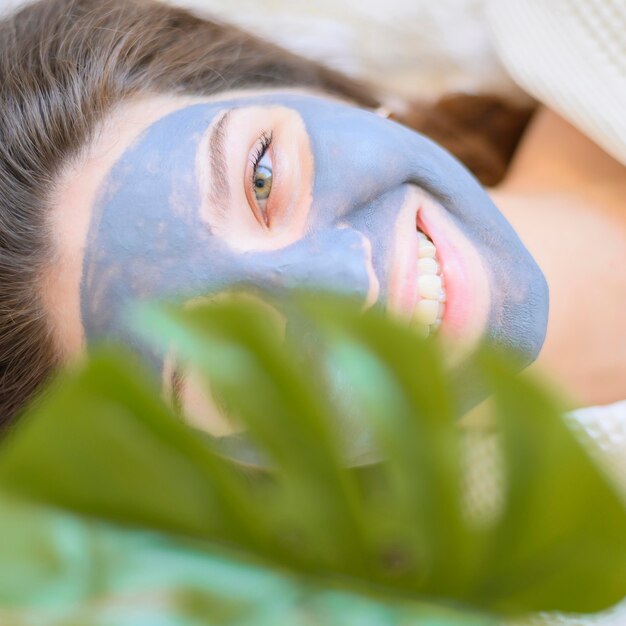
303, 120, 411, 221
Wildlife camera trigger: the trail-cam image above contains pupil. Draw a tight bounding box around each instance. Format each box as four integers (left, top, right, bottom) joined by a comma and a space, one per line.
255, 178, 265, 189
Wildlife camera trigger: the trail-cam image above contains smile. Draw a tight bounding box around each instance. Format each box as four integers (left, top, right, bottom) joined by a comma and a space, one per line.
388, 185, 490, 349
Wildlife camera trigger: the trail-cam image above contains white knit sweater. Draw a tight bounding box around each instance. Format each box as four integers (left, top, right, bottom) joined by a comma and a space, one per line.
486, 0, 626, 167
485, 7, 626, 620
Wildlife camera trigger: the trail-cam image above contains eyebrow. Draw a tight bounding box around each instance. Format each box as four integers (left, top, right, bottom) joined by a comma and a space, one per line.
207, 109, 233, 216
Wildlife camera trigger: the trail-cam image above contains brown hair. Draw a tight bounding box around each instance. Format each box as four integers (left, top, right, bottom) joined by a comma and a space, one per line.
0, 0, 532, 427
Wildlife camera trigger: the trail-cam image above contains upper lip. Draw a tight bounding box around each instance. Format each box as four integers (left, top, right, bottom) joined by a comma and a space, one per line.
386, 185, 432, 321
386, 182, 491, 349
416, 188, 492, 349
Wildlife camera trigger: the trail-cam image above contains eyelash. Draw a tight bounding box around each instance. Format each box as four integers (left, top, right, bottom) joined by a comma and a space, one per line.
249, 131, 273, 189
247, 130, 274, 228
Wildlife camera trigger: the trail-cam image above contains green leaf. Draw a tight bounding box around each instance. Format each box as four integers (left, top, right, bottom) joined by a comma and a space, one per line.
0, 350, 273, 549
0, 494, 492, 626
0, 292, 624, 621
470, 349, 626, 613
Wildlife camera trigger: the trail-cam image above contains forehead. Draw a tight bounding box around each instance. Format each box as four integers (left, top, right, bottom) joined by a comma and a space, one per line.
82, 103, 227, 345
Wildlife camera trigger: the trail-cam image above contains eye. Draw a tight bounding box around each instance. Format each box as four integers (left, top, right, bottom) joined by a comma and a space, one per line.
249, 132, 273, 227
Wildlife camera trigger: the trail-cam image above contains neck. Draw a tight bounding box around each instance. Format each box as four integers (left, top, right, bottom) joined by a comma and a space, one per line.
489, 107, 626, 408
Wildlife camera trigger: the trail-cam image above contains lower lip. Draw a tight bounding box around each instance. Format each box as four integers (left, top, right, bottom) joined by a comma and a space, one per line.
417, 193, 490, 345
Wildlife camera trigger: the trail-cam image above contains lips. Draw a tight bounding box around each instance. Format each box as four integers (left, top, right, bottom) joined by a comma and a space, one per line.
387, 185, 490, 349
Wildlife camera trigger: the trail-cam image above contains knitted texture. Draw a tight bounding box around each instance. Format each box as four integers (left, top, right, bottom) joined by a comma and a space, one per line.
504, 401, 626, 626
486, 0, 626, 166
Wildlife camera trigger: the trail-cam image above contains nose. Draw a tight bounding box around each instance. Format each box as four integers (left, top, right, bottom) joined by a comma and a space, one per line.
244, 226, 379, 305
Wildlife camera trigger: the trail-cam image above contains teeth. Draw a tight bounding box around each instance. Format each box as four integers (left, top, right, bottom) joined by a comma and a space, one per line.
418, 239, 436, 259
414, 299, 439, 325
411, 229, 447, 336
417, 257, 438, 275
418, 275, 442, 299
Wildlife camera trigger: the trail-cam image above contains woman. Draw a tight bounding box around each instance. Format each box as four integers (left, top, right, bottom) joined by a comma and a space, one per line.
0, 0, 622, 430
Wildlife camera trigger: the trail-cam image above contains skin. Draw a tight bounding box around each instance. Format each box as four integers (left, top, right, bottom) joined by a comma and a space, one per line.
47, 89, 551, 434
490, 108, 626, 407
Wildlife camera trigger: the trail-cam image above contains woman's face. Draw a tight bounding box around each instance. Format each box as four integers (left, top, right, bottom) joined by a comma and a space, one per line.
51, 90, 548, 403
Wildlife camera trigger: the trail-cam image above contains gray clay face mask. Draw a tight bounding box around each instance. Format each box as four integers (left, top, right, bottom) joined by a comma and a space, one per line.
82, 92, 549, 375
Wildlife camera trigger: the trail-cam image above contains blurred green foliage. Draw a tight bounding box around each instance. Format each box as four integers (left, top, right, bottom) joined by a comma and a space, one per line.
0, 292, 624, 625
